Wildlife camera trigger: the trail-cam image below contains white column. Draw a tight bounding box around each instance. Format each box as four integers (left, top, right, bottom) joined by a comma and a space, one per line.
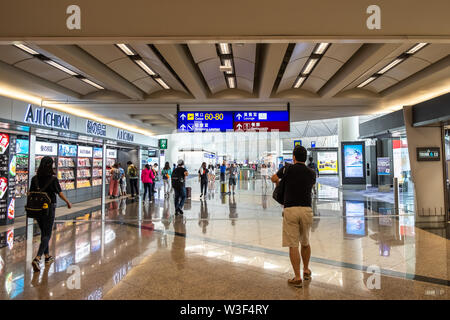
338, 116, 360, 186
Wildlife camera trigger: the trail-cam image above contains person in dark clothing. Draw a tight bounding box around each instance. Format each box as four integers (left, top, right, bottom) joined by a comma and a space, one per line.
198, 162, 209, 199
30, 156, 72, 272
271, 146, 316, 288
307, 156, 319, 177
172, 160, 189, 215
127, 161, 139, 198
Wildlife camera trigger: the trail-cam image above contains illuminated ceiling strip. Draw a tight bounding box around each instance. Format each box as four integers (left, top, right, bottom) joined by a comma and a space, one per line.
135, 59, 156, 76
314, 43, 330, 55
406, 43, 428, 55
302, 58, 318, 75
13, 43, 39, 55
154, 77, 170, 90
45, 60, 78, 76
292, 43, 329, 89
293, 76, 306, 88
377, 58, 404, 75
223, 59, 233, 74
227, 77, 236, 88
219, 43, 231, 54
357, 76, 377, 88
81, 78, 104, 90
116, 43, 135, 56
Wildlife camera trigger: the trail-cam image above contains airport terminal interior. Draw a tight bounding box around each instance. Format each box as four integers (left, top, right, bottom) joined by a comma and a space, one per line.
0, 1, 449, 301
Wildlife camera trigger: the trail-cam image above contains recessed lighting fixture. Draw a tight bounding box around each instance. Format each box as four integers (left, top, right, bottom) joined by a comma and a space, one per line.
154, 77, 170, 90
45, 60, 78, 76
219, 43, 231, 55
377, 58, 404, 74
223, 59, 233, 74
406, 43, 428, 55
357, 76, 377, 88
294, 76, 306, 88
116, 43, 134, 56
135, 59, 156, 76
302, 58, 318, 75
14, 44, 39, 55
227, 77, 236, 88
314, 43, 330, 55
81, 78, 104, 90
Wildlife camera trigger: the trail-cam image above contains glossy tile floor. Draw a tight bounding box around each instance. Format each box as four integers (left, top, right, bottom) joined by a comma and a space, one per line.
0, 178, 448, 300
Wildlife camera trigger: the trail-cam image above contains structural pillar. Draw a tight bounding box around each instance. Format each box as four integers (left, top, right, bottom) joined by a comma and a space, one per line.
338, 116, 360, 187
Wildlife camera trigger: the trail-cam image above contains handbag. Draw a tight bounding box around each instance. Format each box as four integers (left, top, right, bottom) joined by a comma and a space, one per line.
272, 164, 290, 205
25, 176, 54, 219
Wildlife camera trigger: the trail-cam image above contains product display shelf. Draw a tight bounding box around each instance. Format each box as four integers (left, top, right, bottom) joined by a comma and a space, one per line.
77, 157, 92, 189
58, 156, 76, 191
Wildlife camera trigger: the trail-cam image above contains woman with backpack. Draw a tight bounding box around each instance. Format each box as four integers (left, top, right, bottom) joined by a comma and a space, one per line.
109, 163, 120, 199
29, 156, 72, 272
141, 164, 155, 202
161, 162, 172, 198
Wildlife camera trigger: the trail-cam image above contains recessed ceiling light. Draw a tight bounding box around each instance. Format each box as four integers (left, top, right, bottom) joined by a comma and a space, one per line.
302, 58, 318, 75
314, 43, 330, 55
357, 76, 377, 88
81, 78, 104, 90
45, 60, 78, 76
154, 77, 170, 90
116, 43, 134, 56
377, 58, 404, 74
135, 59, 156, 76
406, 43, 428, 55
293, 76, 306, 88
227, 77, 236, 88
219, 43, 231, 55
14, 44, 39, 55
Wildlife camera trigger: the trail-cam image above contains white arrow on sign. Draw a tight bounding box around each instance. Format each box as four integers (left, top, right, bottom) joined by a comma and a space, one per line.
180, 124, 186, 130
236, 113, 242, 120
180, 114, 186, 120
236, 123, 243, 129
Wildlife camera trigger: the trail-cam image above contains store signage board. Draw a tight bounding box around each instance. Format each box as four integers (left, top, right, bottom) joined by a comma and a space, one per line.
148, 150, 157, 157
78, 146, 93, 158
59, 144, 77, 157
24, 104, 70, 130
416, 147, 440, 161
311, 141, 316, 148
93, 147, 103, 158
86, 120, 107, 137
178, 111, 234, 132
16, 139, 29, 155
106, 149, 117, 159
159, 139, 168, 150
35, 142, 58, 156
377, 157, 391, 175
117, 129, 134, 142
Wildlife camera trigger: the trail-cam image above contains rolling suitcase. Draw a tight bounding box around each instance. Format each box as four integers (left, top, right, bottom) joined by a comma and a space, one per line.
185, 186, 192, 198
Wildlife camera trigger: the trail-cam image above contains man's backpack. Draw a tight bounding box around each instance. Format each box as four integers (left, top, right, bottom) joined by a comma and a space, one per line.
112, 169, 121, 181
25, 177, 53, 219
171, 168, 184, 189
272, 164, 290, 205
128, 165, 137, 178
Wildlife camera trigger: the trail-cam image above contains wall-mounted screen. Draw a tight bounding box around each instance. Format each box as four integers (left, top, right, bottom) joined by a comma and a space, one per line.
317, 151, 338, 174
343, 143, 364, 178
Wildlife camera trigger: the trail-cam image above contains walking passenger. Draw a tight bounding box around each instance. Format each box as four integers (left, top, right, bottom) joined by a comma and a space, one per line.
198, 162, 209, 199
171, 160, 189, 215
152, 163, 159, 196
141, 164, 155, 202
228, 163, 238, 194
271, 146, 316, 287
30, 156, 72, 272
118, 163, 126, 196
161, 162, 172, 197
127, 161, 139, 198
109, 163, 120, 199
208, 164, 216, 191
261, 163, 269, 187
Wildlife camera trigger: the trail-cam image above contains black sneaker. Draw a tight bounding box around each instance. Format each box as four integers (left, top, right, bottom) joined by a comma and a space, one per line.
45, 256, 54, 264
32, 258, 41, 272
179, 209, 184, 215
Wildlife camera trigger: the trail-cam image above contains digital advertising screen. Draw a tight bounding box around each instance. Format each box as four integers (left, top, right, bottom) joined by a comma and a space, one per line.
345, 201, 366, 236
343, 143, 364, 179
16, 139, 29, 154
317, 151, 338, 174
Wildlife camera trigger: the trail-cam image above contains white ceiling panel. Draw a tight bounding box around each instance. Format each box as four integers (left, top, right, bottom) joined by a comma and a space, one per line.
188, 44, 217, 63
15, 59, 71, 82
302, 76, 327, 92
232, 44, 256, 63
277, 77, 297, 92
133, 77, 161, 94
289, 43, 314, 62
198, 58, 223, 81
311, 57, 343, 82
57, 77, 98, 95
80, 45, 125, 64
413, 44, 450, 64
234, 58, 255, 81
207, 76, 227, 94
281, 57, 309, 81
108, 58, 148, 82
383, 57, 430, 82
323, 43, 362, 62
0, 45, 33, 64
365, 76, 398, 92
236, 77, 253, 93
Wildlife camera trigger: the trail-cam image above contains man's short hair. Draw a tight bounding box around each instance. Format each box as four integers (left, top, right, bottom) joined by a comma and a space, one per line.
293, 146, 307, 162
127, 161, 132, 165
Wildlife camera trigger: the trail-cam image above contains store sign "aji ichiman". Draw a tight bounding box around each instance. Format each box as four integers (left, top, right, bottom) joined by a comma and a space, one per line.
24, 105, 70, 130
117, 129, 134, 142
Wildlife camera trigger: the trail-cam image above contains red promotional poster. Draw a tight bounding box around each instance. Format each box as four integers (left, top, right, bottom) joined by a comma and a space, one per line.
0, 177, 7, 199
234, 121, 290, 132
7, 199, 14, 220
6, 229, 13, 250
0, 134, 9, 154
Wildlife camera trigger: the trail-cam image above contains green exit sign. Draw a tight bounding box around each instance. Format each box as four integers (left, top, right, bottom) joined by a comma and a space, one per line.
159, 139, 168, 149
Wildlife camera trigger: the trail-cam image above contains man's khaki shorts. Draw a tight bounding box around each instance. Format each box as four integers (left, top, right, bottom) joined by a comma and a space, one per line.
282, 206, 313, 247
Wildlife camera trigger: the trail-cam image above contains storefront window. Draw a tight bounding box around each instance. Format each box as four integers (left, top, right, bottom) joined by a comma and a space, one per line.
392, 137, 414, 213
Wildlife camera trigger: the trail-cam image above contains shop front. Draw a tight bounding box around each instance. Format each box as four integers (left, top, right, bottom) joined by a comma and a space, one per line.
0, 99, 158, 225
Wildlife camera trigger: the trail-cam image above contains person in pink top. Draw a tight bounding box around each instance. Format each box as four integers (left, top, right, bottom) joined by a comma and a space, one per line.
141, 164, 155, 202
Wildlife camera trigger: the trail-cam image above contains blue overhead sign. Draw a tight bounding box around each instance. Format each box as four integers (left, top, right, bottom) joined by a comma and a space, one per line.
178, 111, 234, 132
233, 111, 289, 122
